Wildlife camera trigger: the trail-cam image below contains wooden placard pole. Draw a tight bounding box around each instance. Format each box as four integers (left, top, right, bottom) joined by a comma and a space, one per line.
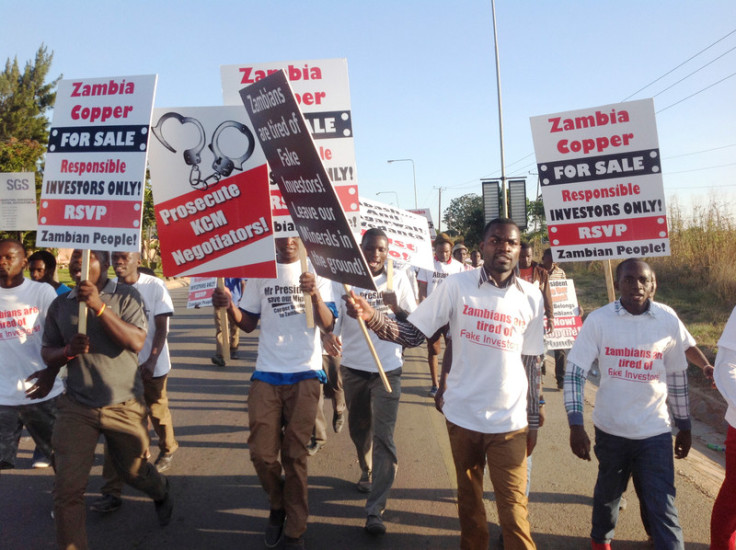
77, 250, 90, 334
603, 259, 616, 303
343, 283, 392, 393
216, 277, 230, 362
386, 258, 394, 291
298, 241, 315, 329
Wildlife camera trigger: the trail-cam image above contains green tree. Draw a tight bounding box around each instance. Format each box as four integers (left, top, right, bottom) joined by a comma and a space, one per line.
525, 197, 547, 240
443, 193, 484, 248
0, 44, 60, 244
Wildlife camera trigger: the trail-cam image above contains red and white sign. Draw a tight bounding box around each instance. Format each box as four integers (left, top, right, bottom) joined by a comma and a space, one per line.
221, 58, 359, 236
148, 106, 276, 278
1, 172, 37, 230
530, 99, 669, 261
544, 279, 583, 350
37, 75, 157, 251
186, 277, 217, 308
359, 198, 434, 271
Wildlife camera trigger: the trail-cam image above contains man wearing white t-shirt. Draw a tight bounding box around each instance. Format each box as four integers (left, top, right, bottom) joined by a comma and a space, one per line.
564, 259, 690, 550
346, 219, 544, 550
212, 237, 335, 550
323, 228, 417, 536
416, 234, 465, 397
0, 239, 63, 472
89, 251, 178, 513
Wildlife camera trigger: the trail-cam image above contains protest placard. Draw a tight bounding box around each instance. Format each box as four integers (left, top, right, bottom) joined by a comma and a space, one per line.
148, 106, 276, 278
0, 172, 37, 230
222, 58, 359, 236
240, 70, 374, 291
37, 75, 157, 251
544, 279, 583, 350
359, 197, 434, 271
530, 99, 669, 262
187, 277, 217, 308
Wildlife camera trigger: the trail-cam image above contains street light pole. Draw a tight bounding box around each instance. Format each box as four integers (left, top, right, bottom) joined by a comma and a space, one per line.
376, 191, 400, 207
387, 158, 417, 209
491, 0, 508, 218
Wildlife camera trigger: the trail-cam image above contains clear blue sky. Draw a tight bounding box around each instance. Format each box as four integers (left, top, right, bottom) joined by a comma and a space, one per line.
3, 0, 735, 225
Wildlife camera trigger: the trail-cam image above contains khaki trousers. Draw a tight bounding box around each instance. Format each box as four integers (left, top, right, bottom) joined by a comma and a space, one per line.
101, 373, 178, 497
52, 394, 167, 550
248, 378, 320, 539
447, 421, 535, 550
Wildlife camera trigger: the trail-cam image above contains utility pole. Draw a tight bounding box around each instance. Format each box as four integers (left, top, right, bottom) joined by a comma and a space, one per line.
434, 186, 446, 233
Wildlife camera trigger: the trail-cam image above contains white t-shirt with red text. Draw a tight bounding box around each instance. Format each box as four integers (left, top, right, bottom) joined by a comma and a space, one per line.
0, 279, 63, 406
417, 257, 465, 297
567, 301, 688, 439
409, 270, 545, 434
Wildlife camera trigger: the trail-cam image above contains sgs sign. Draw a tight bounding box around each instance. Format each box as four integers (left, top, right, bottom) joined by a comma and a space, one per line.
5, 177, 31, 191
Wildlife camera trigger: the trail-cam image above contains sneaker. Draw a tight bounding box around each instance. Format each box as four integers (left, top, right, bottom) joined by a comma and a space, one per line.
154, 452, 174, 473
332, 411, 345, 433
211, 354, 226, 367
154, 478, 173, 526
284, 536, 305, 550
264, 509, 285, 548
89, 494, 123, 514
230, 348, 239, 359
32, 448, 51, 469
356, 470, 372, 493
306, 439, 325, 456
428, 386, 439, 398
364, 514, 386, 535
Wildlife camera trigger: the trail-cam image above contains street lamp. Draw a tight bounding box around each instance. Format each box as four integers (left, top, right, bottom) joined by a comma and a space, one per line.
387, 158, 417, 209
376, 191, 400, 207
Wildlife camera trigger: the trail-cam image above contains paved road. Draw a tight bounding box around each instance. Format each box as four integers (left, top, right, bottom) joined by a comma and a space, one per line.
2, 284, 726, 549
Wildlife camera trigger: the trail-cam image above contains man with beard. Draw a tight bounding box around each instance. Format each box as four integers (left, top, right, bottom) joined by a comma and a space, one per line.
345, 219, 544, 550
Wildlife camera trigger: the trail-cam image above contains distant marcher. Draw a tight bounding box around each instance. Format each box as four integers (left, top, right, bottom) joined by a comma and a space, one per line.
89, 250, 178, 514
416, 234, 465, 397
452, 242, 473, 270
323, 228, 417, 535
542, 248, 571, 389
346, 219, 544, 549
212, 237, 335, 550
28, 250, 71, 296
712, 305, 736, 549
27, 249, 172, 549
212, 277, 246, 366
0, 240, 62, 475
470, 249, 483, 268
565, 259, 690, 550
518, 242, 553, 334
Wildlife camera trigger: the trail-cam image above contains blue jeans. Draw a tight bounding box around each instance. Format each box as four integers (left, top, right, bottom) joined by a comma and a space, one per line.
592, 427, 684, 549
0, 396, 58, 469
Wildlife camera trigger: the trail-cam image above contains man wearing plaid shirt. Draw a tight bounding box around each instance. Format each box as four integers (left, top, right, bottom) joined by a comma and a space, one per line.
564, 258, 690, 550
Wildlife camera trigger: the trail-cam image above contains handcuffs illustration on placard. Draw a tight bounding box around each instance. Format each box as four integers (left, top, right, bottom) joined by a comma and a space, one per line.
152, 112, 256, 190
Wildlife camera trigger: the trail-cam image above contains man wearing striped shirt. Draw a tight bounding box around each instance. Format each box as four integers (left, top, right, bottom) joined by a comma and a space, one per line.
564, 258, 690, 550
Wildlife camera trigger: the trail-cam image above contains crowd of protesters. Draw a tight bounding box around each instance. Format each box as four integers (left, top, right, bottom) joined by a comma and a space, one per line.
2, 220, 735, 550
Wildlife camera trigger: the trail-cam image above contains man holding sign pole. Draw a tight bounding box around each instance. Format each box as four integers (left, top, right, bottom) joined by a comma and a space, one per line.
26, 249, 173, 549
212, 237, 335, 550
323, 228, 417, 536
346, 219, 544, 550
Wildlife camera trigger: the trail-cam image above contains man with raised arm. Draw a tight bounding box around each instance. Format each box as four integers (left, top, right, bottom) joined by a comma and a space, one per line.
346, 219, 544, 550
26, 249, 172, 550
212, 237, 335, 550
